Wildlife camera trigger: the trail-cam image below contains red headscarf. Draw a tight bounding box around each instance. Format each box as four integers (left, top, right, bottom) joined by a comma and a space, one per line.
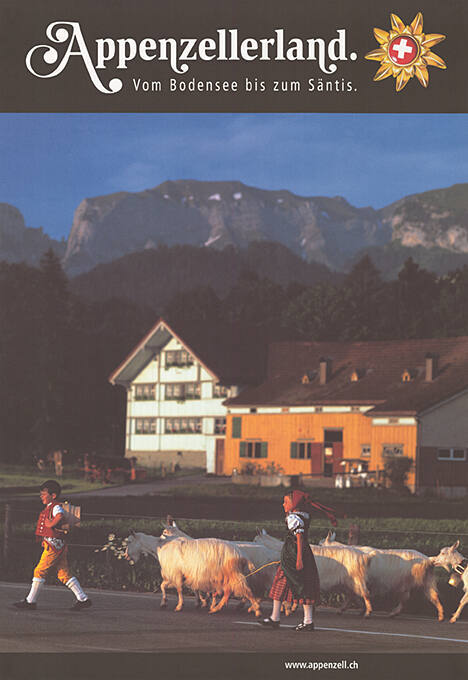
289, 490, 338, 526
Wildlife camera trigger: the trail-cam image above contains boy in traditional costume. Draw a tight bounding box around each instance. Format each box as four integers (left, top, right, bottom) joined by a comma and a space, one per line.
14, 480, 92, 610
260, 489, 336, 631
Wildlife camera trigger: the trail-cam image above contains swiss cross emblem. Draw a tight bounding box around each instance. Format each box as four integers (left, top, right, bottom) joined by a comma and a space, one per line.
365, 13, 446, 91
388, 36, 418, 65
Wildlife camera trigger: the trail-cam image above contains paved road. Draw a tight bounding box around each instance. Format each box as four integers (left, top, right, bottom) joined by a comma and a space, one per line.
2, 581, 468, 654
67, 474, 230, 498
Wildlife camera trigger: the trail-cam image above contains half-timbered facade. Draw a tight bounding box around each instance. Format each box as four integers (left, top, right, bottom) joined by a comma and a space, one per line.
109, 319, 267, 472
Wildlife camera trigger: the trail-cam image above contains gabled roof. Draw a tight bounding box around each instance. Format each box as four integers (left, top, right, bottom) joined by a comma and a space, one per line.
109, 318, 269, 387
225, 336, 468, 415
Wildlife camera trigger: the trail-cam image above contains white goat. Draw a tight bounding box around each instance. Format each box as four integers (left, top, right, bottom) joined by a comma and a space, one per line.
161, 520, 279, 612
125, 531, 261, 615
432, 540, 468, 623
254, 529, 373, 617
320, 531, 444, 621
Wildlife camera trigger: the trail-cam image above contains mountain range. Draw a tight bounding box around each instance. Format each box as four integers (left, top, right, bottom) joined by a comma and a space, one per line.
1, 180, 468, 278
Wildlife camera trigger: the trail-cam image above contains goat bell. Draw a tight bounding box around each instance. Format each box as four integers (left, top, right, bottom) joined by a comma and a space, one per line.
448, 572, 462, 588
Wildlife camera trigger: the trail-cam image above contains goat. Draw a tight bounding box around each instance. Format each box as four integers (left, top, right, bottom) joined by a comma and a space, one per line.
432, 540, 468, 623
160, 519, 279, 613
320, 530, 444, 621
125, 531, 261, 615
254, 529, 373, 617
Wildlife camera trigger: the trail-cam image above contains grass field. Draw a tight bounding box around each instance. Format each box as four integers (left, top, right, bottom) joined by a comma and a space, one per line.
0, 464, 111, 494
0, 463, 201, 496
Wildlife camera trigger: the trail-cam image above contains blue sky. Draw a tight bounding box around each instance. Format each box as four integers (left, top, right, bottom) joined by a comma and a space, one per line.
1, 113, 467, 240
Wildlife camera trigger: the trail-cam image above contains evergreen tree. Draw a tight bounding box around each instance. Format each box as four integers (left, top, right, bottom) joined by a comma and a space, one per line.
392, 257, 438, 338
282, 283, 343, 340
34, 249, 72, 456
340, 255, 387, 340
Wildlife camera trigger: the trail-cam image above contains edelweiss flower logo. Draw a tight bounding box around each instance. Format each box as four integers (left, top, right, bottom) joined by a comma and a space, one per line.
365, 12, 446, 91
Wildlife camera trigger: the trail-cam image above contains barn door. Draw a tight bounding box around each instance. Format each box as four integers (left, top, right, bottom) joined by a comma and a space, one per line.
215, 439, 225, 475
309, 443, 323, 475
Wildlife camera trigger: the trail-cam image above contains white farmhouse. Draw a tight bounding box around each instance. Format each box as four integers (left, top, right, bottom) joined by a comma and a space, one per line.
109, 318, 266, 473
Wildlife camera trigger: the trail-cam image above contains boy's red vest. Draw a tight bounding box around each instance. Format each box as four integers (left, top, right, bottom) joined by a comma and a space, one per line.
35, 501, 64, 541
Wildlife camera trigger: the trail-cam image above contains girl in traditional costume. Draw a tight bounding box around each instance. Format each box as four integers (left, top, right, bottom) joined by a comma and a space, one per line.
260, 489, 337, 631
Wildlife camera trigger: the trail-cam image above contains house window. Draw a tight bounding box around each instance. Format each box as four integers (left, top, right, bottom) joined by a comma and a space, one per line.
165, 382, 200, 400
437, 448, 466, 461
232, 417, 242, 439
214, 417, 226, 435
135, 418, 157, 435
382, 444, 404, 457
134, 384, 155, 401
290, 442, 313, 459
185, 382, 201, 399
239, 441, 268, 458
361, 444, 371, 457
165, 417, 202, 434
165, 349, 194, 368
213, 384, 229, 398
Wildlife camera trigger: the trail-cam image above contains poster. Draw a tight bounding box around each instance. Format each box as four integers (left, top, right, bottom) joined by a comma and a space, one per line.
0, 0, 467, 678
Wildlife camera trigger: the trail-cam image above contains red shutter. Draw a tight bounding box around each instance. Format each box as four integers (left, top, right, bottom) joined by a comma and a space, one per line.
332, 442, 343, 475
310, 443, 323, 475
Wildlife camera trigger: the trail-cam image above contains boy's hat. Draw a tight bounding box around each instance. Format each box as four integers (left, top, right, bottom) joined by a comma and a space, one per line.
40, 480, 62, 498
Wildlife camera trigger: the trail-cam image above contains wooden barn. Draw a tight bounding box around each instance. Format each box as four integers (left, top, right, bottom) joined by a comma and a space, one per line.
223, 336, 468, 497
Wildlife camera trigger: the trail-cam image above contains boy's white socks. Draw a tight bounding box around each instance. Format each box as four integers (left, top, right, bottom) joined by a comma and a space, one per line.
65, 576, 88, 602
26, 577, 45, 603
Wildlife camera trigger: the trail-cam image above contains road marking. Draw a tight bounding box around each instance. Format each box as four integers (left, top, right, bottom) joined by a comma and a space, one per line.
236, 621, 468, 644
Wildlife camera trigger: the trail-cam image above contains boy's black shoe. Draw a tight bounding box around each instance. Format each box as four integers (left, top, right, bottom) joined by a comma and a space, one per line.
259, 617, 280, 629
71, 598, 92, 611
295, 622, 314, 631
14, 599, 37, 610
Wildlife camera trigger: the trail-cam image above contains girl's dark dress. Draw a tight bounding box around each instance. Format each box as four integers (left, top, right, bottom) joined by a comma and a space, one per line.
269, 510, 320, 605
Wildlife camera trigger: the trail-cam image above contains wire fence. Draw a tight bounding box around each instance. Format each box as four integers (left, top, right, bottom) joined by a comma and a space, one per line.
4, 506, 468, 545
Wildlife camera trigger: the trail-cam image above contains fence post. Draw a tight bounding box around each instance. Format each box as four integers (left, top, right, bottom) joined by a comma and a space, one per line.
348, 523, 360, 545
3, 503, 11, 564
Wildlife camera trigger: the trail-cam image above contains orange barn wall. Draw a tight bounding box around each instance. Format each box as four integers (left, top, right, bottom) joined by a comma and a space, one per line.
224, 412, 418, 486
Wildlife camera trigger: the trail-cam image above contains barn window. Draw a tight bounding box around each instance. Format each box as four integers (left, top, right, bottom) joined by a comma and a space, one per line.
382, 444, 404, 457
290, 442, 313, 459
361, 444, 371, 457
437, 448, 466, 461
239, 441, 267, 458
324, 430, 343, 443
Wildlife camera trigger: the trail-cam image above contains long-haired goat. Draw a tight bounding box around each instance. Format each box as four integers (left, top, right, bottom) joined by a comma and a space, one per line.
161, 519, 279, 612
254, 529, 373, 617
320, 531, 444, 621
125, 531, 261, 615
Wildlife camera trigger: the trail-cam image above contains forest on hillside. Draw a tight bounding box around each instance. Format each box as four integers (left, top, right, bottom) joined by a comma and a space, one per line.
1, 247, 468, 463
